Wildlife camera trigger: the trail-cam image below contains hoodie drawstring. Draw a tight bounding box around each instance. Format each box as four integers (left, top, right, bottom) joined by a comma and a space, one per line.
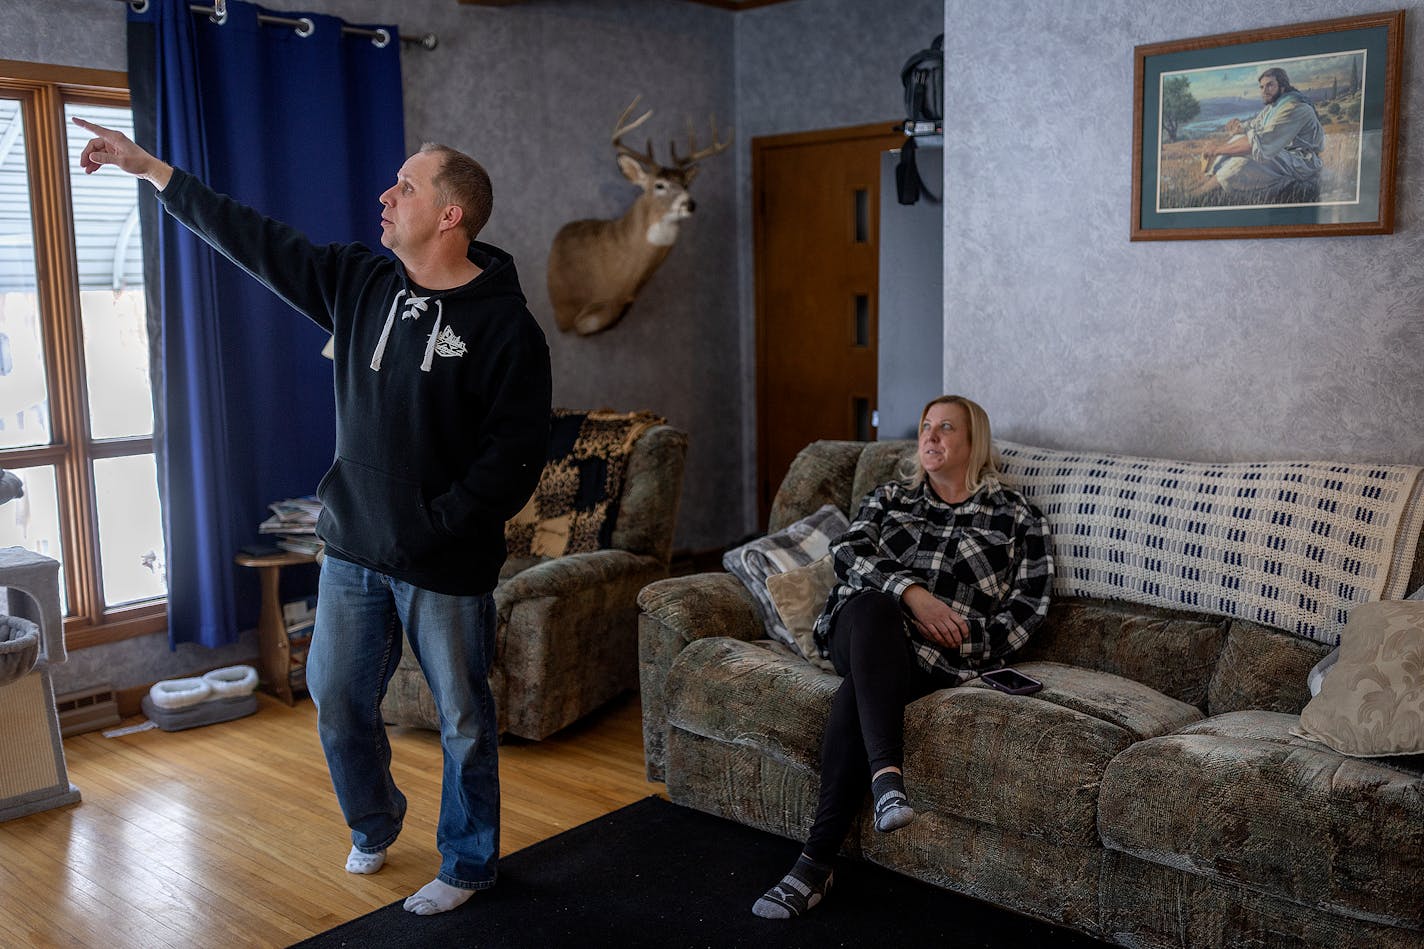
369, 290, 405, 371
420, 300, 444, 373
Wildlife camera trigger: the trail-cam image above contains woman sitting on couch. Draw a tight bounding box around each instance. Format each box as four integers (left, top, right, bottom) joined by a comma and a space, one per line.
753, 394, 1055, 919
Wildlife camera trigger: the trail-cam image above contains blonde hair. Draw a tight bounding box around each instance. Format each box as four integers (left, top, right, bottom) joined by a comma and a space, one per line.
901, 394, 1001, 494
419, 142, 493, 242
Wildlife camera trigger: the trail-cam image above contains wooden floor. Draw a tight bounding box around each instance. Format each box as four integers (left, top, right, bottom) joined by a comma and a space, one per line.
0, 692, 662, 948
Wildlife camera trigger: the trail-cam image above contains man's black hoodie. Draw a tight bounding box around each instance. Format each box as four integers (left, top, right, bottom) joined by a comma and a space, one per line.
158, 168, 552, 596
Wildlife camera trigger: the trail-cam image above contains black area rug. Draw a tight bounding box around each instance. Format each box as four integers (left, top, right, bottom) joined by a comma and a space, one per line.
291, 796, 1108, 948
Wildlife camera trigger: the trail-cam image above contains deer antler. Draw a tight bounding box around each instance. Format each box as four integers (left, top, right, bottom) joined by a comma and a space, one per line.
612, 96, 658, 169
670, 115, 734, 169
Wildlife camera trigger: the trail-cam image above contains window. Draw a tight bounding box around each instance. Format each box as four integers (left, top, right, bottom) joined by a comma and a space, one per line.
0, 61, 166, 648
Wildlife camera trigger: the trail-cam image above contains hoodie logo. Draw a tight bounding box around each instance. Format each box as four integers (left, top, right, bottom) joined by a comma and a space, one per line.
434, 325, 467, 358
401, 294, 430, 320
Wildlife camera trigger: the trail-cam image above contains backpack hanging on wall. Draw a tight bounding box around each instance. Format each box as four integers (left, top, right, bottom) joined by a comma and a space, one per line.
901, 33, 943, 125
896, 34, 943, 205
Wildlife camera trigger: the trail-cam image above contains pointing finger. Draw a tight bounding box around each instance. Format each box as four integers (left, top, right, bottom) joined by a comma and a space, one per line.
78, 140, 106, 174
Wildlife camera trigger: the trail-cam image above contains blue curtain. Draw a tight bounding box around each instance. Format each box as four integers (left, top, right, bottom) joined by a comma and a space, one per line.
127, 0, 406, 648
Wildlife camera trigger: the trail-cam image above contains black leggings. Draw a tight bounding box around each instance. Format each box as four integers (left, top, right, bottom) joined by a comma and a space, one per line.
803, 590, 945, 862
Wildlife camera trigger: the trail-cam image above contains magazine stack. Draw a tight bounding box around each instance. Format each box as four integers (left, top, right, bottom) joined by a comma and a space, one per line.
258, 496, 323, 557
283, 594, 317, 694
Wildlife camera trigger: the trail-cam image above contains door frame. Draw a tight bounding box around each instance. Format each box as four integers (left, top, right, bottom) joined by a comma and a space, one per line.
752, 120, 903, 526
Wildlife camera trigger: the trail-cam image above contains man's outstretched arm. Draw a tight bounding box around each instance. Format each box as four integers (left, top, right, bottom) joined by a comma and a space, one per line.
75, 117, 174, 191
72, 117, 373, 330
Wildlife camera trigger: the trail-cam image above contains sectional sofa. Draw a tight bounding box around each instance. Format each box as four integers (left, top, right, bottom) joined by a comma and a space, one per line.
638, 438, 1424, 947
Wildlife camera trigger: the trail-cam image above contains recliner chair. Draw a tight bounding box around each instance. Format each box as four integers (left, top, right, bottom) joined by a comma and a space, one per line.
380, 421, 687, 740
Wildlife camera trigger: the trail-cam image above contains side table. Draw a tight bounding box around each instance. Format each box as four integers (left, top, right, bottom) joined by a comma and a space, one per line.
234, 550, 317, 706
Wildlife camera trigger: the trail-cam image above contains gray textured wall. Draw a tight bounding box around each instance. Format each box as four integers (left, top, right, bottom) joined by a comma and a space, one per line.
733, 0, 945, 527
2, 0, 940, 693
0, 0, 125, 68
256, 0, 741, 554
2, 0, 739, 553
942, 0, 1424, 467
2, 0, 740, 693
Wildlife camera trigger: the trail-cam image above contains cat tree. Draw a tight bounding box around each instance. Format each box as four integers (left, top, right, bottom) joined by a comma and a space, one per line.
0, 470, 81, 821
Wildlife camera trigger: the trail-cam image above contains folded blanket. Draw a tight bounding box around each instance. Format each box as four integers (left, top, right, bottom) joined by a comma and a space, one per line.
998, 440, 1424, 643
506, 409, 665, 560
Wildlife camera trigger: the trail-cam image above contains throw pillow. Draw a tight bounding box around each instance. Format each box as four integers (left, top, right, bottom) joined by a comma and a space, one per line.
1310, 583, 1424, 696
722, 504, 850, 649
1292, 600, 1424, 757
765, 555, 838, 671
506, 408, 665, 560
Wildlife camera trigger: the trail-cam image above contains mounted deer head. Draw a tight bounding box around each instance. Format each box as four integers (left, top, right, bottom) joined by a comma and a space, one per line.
548, 97, 732, 336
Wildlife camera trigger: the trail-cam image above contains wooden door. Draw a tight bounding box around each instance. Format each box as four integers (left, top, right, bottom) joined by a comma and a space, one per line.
754, 122, 905, 525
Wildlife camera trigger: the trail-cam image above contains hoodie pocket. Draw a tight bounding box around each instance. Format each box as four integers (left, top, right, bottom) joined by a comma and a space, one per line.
317, 457, 446, 570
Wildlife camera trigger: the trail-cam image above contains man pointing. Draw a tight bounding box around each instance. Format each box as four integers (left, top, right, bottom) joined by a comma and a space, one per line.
77, 117, 552, 916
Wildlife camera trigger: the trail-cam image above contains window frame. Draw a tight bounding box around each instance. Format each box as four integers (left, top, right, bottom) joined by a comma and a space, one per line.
1, 59, 167, 649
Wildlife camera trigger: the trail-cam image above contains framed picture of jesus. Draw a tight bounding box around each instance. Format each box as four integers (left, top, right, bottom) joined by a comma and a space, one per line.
1131, 11, 1404, 240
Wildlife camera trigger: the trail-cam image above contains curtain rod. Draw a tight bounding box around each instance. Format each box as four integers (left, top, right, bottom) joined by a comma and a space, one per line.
117, 0, 439, 50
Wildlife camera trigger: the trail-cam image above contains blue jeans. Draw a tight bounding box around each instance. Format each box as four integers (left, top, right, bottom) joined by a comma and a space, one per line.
306, 553, 499, 890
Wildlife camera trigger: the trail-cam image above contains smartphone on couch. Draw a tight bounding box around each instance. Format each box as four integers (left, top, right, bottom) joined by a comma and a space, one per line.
979, 667, 1042, 696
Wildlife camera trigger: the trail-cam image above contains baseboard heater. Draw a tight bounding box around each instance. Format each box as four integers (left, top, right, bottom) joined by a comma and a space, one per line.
55, 685, 121, 737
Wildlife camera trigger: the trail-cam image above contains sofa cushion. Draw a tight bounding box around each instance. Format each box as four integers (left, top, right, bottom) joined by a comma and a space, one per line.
902, 695, 1120, 849
668, 638, 1203, 848
905, 663, 1202, 846
1207, 619, 1331, 716
1018, 597, 1227, 709
1294, 600, 1424, 757
850, 441, 914, 509
721, 504, 849, 649
965, 661, 1205, 740
1098, 710, 1424, 930
768, 440, 864, 533
607, 424, 687, 561
996, 440, 1424, 644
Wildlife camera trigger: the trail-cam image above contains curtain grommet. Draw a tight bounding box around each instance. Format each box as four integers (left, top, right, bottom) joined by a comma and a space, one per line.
129, 0, 150, 14
372, 28, 391, 49
296, 16, 315, 38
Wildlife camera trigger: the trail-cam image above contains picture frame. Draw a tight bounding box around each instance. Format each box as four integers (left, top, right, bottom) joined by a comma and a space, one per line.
1131, 11, 1404, 241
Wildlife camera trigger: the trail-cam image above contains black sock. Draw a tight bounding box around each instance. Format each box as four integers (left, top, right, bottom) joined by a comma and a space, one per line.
871, 770, 906, 807
751, 853, 833, 919
872, 770, 913, 832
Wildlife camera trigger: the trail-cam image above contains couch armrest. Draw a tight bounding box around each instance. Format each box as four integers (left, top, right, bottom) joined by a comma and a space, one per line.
497, 548, 664, 609
637, 572, 764, 780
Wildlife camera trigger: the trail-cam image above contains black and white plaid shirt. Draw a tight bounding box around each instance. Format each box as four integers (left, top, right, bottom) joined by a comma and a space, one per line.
813, 477, 1054, 682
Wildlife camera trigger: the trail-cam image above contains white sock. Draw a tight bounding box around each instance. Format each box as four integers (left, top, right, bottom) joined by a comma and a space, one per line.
403, 878, 476, 915
345, 845, 385, 875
